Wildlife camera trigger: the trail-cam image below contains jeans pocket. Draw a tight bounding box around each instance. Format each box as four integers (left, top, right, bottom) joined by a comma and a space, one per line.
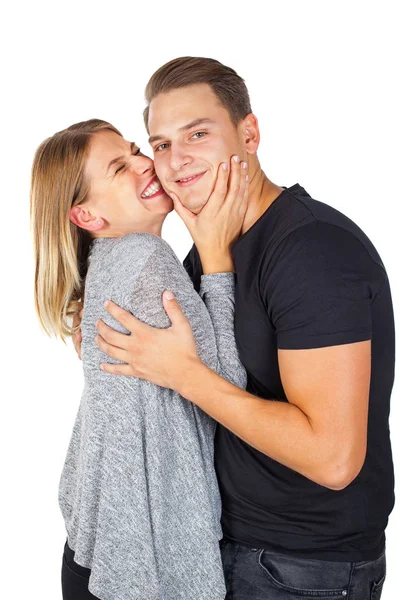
258, 550, 350, 598
370, 573, 386, 600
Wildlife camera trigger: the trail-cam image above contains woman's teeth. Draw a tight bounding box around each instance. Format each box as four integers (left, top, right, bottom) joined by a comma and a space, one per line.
141, 179, 161, 198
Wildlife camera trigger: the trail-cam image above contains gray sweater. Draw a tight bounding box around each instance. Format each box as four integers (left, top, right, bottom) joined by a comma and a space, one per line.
59, 233, 247, 600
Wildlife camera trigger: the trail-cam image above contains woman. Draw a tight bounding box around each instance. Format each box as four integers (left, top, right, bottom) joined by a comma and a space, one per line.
30, 119, 247, 600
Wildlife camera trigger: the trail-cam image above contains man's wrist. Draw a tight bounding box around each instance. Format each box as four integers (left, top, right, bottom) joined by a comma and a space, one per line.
176, 357, 210, 401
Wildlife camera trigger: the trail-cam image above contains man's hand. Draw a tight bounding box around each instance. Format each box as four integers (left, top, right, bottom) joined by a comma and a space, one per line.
96, 292, 200, 391
72, 307, 83, 359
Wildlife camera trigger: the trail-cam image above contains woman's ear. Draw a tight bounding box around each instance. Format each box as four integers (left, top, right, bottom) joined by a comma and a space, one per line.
240, 113, 260, 155
70, 206, 104, 231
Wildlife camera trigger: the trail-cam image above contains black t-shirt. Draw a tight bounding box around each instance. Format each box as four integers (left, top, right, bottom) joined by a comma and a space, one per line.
183, 184, 395, 561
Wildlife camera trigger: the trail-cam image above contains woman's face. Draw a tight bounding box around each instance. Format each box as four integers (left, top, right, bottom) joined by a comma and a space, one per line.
76, 129, 173, 237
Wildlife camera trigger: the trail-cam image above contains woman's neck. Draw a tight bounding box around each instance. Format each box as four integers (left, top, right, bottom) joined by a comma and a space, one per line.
93, 218, 165, 239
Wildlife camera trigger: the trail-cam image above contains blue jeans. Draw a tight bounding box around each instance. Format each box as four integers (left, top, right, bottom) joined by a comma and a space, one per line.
220, 539, 386, 599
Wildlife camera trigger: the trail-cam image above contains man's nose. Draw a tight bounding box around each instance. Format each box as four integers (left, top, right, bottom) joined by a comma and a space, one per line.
169, 145, 192, 172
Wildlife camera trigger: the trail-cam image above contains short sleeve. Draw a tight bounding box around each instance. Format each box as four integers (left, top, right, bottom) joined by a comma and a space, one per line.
261, 222, 378, 350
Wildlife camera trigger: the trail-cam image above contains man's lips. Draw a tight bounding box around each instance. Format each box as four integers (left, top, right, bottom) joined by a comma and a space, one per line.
175, 171, 207, 187
141, 176, 164, 199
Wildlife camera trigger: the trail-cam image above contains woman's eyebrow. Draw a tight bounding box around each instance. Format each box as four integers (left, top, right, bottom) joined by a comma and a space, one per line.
106, 142, 136, 172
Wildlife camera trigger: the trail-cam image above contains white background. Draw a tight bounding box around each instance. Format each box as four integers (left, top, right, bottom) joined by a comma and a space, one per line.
1, 1, 398, 598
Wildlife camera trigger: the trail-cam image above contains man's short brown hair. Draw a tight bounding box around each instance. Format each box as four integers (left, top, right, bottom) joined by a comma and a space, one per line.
143, 57, 252, 131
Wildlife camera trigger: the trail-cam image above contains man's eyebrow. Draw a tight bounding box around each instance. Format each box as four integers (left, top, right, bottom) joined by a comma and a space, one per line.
148, 118, 215, 144
107, 142, 135, 172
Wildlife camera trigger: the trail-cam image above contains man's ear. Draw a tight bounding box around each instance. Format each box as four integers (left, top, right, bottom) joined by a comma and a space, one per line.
70, 206, 104, 231
240, 113, 260, 155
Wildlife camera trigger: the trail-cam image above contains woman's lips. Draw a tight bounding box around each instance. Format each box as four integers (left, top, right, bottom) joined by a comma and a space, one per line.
176, 171, 206, 187
141, 176, 164, 199
140, 188, 165, 201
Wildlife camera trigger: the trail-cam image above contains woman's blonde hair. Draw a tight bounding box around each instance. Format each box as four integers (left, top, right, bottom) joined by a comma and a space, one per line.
30, 118, 122, 340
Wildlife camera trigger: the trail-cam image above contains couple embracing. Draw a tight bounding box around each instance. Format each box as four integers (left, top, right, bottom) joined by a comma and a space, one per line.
31, 57, 394, 600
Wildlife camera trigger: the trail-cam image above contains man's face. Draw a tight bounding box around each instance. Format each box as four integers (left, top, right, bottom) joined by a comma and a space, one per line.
148, 84, 245, 213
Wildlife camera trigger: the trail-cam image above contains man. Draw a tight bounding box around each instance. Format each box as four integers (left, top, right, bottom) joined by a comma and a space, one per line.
83, 57, 394, 598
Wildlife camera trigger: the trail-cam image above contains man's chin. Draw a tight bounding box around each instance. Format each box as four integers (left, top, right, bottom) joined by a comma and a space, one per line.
187, 205, 203, 215
179, 196, 208, 215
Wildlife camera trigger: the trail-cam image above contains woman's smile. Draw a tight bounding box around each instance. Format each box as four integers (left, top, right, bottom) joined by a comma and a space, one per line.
140, 175, 164, 199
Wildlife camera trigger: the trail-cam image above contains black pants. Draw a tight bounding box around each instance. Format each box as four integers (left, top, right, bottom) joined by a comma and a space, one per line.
61, 540, 99, 600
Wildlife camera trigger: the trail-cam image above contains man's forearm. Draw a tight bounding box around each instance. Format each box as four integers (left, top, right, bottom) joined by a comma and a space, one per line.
179, 360, 350, 490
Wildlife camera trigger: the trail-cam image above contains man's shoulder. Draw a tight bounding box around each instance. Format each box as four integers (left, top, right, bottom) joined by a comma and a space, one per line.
269, 184, 359, 240
281, 187, 383, 268
235, 184, 384, 285
249, 184, 375, 258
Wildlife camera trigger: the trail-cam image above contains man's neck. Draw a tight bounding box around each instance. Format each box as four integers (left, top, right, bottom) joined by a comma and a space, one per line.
241, 166, 284, 235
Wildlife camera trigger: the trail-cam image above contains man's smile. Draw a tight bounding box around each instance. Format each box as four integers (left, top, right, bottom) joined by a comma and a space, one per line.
175, 171, 207, 187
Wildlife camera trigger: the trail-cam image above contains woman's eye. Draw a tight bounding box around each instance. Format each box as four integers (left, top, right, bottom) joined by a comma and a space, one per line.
155, 143, 170, 152
192, 131, 207, 139
115, 164, 126, 174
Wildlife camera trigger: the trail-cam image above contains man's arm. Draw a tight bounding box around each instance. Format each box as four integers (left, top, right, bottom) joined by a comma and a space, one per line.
178, 338, 370, 491
96, 294, 370, 491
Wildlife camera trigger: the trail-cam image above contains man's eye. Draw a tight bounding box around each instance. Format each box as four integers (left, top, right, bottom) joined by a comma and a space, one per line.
192, 131, 207, 139
115, 164, 126, 174
155, 143, 170, 152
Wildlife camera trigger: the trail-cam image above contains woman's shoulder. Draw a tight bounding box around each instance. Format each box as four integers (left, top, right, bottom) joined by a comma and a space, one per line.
88, 233, 189, 296
117, 232, 178, 260
91, 233, 178, 265
116, 234, 197, 309
129, 233, 187, 270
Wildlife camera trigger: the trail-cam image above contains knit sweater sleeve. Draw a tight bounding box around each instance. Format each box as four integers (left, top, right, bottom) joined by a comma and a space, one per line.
122, 237, 246, 390
200, 273, 247, 389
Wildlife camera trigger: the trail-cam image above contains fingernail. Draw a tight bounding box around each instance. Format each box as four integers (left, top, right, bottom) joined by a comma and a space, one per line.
233, 155, 240, 163
222, 162, 228, 171
246, 175, 249, 181
104, 300, 109, 308
242, 162, 248, 169
165, 291, 175, 300
100, 364, 104, 371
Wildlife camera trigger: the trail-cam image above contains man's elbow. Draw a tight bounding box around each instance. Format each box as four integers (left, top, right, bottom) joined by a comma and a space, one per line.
319, 452, 366, 491
324, 472, 358, 491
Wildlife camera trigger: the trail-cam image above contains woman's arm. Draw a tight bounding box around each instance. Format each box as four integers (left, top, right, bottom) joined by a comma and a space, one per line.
120, 237, 245, 390
200, 273, 246, 389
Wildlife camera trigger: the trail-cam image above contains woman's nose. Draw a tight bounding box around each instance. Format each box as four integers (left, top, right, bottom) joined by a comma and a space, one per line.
130, 154, 154, 176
